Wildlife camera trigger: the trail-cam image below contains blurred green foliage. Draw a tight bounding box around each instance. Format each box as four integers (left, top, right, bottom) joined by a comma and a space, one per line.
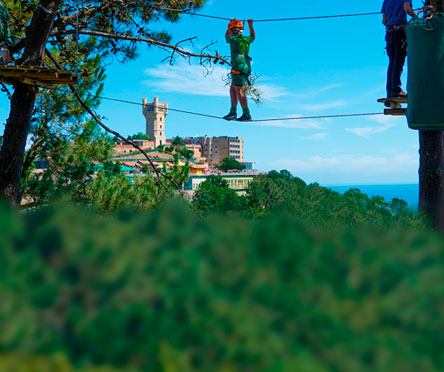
0, 353, 124, 372
0, 198, 442, 372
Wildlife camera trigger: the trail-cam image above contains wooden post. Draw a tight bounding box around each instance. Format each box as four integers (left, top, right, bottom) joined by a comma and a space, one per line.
419, 130, 444, 229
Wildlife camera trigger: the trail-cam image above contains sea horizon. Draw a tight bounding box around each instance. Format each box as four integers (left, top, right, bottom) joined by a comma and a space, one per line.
326, 184, 419, 207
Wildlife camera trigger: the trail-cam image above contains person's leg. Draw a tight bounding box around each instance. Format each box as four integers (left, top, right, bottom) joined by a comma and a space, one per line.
234, 85, 251, 121
390, 30, 407, 96
223, 84, 238, 120
386, 31, 395, 98
235, 85, 248, 109
230, 84, 238, 108
0, 47, 9, 64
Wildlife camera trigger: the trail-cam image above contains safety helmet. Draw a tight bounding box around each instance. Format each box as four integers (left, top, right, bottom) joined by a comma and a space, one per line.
228, 19, 243, 30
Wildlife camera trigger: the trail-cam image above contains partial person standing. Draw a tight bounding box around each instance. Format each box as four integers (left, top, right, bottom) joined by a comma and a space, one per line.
381, 0, 416, 104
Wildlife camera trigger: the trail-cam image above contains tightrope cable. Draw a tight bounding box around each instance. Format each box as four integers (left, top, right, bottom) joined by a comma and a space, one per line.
70, 91, 384, 123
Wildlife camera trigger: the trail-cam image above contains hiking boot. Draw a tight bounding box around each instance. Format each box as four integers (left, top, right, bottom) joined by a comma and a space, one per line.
223, 112, 237, 121
236, 114, 252, 122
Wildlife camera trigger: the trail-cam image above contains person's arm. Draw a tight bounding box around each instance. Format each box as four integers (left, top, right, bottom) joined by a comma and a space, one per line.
404, 2, 417, 18
382, 12, 387, 25
248, 19, 255, 40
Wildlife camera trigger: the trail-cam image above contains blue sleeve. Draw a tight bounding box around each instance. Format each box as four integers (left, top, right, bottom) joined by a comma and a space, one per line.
381, 0, 386, 13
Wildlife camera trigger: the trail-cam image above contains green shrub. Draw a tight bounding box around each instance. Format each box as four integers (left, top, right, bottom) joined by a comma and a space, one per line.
0, 201, 442, 372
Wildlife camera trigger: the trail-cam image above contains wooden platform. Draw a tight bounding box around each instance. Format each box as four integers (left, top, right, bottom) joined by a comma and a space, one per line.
377, 97, 408, 104
0, 66, 77, 88
378, 97, 407, 116
384, 108, 406, 116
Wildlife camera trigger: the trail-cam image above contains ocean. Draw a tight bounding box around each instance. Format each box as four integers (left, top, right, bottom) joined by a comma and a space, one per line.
327, 184, 419, 207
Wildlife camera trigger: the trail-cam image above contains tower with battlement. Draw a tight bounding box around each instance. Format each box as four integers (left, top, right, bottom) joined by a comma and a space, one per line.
142, 96, 167, 147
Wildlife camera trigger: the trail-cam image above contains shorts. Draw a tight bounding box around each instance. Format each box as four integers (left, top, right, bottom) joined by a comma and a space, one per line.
231, 57, 251, 87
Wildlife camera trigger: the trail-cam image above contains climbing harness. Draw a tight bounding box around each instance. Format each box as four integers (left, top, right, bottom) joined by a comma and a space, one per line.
231, 55, 252, 86
386, 24, 405, 31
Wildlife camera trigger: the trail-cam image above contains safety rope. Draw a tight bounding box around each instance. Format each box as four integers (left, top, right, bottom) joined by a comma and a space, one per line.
157, 7, 382, 22
45, 88, 384, 123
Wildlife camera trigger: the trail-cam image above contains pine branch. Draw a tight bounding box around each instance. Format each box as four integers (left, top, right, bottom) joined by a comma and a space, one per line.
51, 29, 230, 65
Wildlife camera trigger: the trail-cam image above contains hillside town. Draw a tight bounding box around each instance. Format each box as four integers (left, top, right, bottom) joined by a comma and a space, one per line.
111, 96, 258, 195
0, 96, 258, 197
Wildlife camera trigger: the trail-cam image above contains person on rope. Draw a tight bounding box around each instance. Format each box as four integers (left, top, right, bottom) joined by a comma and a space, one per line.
381, 0, 416, 107
223, 19, 255, 122
0, 0, 10, 64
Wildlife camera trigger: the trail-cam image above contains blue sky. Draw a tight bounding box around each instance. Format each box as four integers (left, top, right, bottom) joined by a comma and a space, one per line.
0, 0, 424, 185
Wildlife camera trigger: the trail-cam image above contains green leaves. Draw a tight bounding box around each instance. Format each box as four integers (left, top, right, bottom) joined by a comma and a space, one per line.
0, 201, 441, 372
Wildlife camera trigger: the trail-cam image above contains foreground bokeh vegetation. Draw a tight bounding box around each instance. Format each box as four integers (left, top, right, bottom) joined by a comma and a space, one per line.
1, 177, 443, 371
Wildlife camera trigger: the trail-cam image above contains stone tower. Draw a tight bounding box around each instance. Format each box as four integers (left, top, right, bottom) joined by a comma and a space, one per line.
142, 96, 168, 147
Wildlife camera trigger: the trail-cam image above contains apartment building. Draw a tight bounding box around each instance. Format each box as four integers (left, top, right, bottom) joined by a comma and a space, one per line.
183, 136, 244, 165
212, 136, 244, 164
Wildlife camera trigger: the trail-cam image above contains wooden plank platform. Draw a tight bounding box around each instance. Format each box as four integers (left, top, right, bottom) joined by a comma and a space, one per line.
377, 97, 408, 104
0, 66, 77, 88
384, 108, 407, 116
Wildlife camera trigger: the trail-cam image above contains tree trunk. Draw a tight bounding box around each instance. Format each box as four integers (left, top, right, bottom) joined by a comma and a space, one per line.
419, 130, 444, 230
0, 0, 62, 203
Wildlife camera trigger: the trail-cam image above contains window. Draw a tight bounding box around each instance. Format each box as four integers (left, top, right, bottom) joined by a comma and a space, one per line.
160, 117, 163, 121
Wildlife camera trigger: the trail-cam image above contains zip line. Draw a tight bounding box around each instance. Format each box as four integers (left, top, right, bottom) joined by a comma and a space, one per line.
64, 91, 384, 123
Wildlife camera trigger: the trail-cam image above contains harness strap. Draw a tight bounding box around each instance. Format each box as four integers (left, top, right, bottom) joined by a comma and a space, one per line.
231, 68, 251, 86
386, 24, 405, 32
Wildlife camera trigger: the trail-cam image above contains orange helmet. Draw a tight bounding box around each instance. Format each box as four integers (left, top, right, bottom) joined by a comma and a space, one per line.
228, 19, 243, 30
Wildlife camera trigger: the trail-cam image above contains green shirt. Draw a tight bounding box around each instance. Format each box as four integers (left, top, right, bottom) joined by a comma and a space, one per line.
226, 34, 254, 59
0, 1, 10, 23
